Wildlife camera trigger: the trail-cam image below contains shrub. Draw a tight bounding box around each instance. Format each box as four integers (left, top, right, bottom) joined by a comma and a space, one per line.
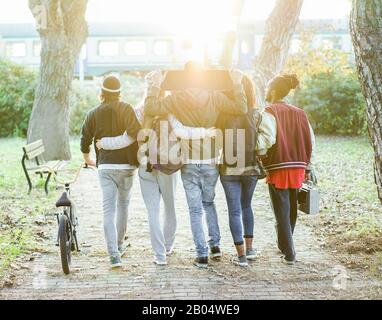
120, 74, 146, 107
0, 60, 147, 137
69, 81, 99, 135
0, 59, 36, 137
293, 71, 367, 136
69, 75, 146, 135
286, 27, 367, 136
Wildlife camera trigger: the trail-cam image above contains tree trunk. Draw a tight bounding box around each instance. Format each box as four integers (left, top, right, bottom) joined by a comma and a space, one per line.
350, 0, 382, 204
219, 0, 245, 68
253, 0, 304, 106
27, 0, 88, 160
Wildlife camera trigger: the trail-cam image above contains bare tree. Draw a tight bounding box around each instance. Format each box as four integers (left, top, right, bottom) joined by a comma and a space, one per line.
253, 0, 304, 106
350, 0, 382, 203
27, 0, 88, 160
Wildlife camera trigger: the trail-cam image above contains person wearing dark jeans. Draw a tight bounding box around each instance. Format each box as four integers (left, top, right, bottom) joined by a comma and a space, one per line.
218, 76, 275, 267
220, 175, 258, 266
268, 185, 298, 261
262, 73, 315, 265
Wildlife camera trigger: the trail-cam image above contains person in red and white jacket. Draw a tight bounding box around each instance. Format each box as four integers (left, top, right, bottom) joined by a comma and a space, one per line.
261, 73, 315, 265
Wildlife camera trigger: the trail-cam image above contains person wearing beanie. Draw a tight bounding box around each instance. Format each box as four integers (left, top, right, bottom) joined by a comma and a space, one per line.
261, 73, 316, 265
80, 74, 142, 269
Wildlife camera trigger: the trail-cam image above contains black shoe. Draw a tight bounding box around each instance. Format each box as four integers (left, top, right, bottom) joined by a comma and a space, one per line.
194, 257, 208, 269
210, 246, 222, 259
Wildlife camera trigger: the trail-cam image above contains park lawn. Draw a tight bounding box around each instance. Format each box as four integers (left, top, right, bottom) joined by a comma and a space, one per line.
0, 136, 381, 285
303, 136, 382, 277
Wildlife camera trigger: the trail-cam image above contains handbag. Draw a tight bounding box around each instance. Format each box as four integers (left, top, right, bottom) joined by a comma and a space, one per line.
298, 181, 320, 215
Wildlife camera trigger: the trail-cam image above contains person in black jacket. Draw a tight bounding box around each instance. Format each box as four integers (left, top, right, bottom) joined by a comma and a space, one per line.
80, 75, 141, 269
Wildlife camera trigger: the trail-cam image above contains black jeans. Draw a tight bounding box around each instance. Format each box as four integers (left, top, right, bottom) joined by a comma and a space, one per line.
268, 184, 298, 261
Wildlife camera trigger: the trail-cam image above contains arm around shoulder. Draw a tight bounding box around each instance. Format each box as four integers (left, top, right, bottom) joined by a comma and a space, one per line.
256, 111, 277, 155
215, 83, 248, 115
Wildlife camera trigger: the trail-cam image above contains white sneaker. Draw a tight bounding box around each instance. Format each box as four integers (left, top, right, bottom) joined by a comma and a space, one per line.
232, 256, 249, 267
154, 258, 167, 266
246, 249, 257, 261
110, 256, 122, 269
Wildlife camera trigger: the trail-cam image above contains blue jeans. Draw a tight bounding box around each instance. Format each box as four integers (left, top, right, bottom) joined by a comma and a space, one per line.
220, 175, 258, 245
181, 164, 220, 257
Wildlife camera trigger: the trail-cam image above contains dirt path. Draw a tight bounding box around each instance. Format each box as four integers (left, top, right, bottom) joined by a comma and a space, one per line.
1, 169, 381, 300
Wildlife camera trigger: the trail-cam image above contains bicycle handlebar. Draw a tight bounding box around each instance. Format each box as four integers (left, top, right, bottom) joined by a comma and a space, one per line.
39, 163, 96, 186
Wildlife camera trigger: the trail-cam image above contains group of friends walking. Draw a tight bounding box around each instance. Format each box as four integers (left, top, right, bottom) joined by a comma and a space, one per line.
80, 62, 315, 269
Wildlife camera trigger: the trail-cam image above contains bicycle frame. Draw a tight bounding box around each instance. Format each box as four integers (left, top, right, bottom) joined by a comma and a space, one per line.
55, 183, 80, 252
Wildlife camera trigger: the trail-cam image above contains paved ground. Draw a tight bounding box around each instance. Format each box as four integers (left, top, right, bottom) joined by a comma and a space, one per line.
1, 169, 382, 300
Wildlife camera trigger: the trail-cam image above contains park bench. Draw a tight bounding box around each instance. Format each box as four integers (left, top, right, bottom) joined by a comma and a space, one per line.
21, 139, 67, 195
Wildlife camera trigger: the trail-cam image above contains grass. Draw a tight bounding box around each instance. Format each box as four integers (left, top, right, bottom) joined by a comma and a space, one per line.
0, 137, 85, 283
0, 135, 381, 282
303, 136, 382, 276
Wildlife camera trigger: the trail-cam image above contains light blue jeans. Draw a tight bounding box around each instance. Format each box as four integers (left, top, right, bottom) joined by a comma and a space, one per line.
98, 169, 135, 259
181, 164, 221, 257
138, 167, 177, 263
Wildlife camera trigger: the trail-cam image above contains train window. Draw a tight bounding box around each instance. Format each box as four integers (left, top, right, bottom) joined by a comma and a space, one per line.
33, 41, 41, 56
6, 42, 27, 57
98, 41, 119, 57
153, 40, 172, 56
125, 41, 147, 56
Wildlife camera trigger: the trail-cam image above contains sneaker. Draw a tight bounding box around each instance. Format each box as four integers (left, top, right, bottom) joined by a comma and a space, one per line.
166, 247, 174, 256
153, 258, 167, 266
246, 249, 257, 261
282, 256, 296, 265
194, 257, 208, 269
118, 243, 130, 257
210, 246, 222, 259
110, 256, 122, 269
232, 256, 248, 267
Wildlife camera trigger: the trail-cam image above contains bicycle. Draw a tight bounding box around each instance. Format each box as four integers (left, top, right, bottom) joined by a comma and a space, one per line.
42, 163, 90, 274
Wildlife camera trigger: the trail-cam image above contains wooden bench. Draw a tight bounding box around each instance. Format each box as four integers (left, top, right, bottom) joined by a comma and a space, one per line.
22, 140, 67, 194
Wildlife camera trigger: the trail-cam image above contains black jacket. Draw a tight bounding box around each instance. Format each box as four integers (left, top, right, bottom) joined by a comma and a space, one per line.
80, 100, 141, 166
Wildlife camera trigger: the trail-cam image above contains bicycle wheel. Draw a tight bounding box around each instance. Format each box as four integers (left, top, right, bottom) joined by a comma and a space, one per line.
58, 214, 72, 274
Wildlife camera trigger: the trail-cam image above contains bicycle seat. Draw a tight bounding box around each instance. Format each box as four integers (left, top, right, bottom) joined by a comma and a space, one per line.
55, 192, 72, 208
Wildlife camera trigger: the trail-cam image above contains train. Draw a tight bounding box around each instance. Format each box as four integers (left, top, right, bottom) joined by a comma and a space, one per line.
0, 20, 351, 78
